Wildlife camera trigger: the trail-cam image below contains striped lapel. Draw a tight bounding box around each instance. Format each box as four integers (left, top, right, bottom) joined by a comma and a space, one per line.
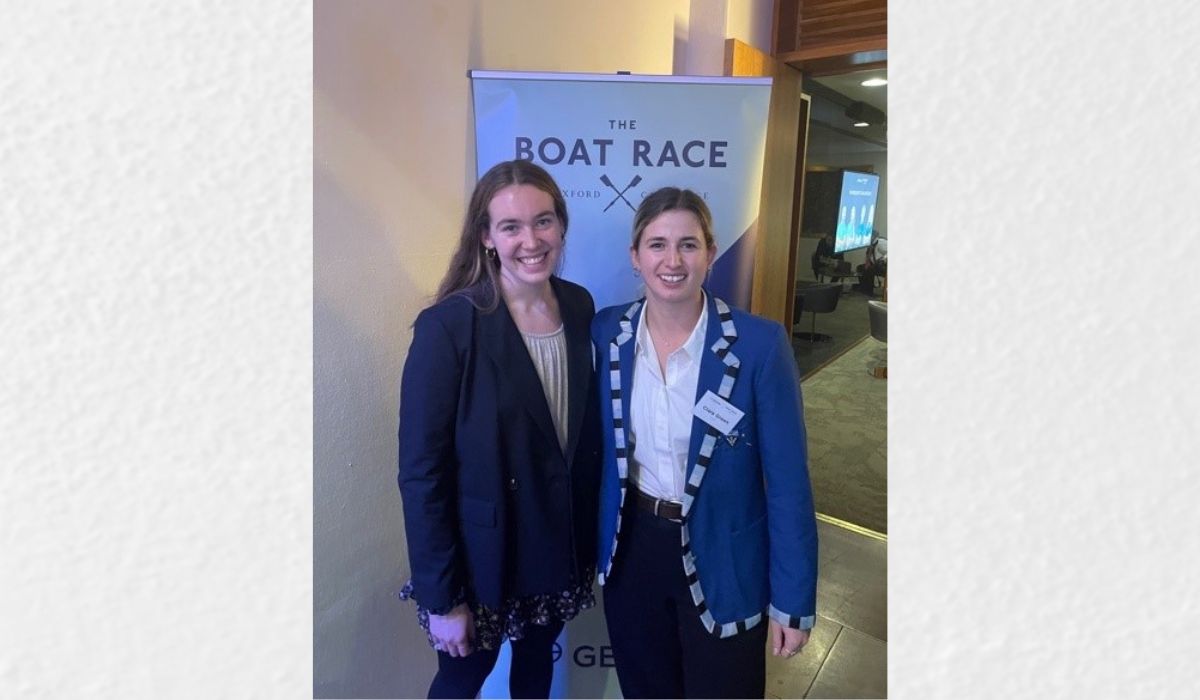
681, 295, 740, 519
598, 299, 642, 584
679, 296, 760, 638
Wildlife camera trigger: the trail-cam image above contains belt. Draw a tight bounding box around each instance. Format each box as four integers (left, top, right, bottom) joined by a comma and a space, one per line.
632, 487, 683, 522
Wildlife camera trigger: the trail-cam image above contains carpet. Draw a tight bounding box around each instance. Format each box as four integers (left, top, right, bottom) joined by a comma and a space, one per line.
798, 335, 888, 534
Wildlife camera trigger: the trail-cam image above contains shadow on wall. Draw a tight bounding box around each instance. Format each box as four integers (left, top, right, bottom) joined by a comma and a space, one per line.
314, 162, 435, 698
314, 0, 488, 693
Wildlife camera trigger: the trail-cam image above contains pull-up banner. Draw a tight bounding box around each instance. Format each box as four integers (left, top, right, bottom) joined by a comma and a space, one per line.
470, 71, 773, 312
470, 70, 773, 699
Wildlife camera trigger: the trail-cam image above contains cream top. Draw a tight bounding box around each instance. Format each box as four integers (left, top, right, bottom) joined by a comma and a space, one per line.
520, 325, 569, 452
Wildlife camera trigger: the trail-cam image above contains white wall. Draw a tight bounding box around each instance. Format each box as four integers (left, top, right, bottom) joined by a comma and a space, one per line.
314, 1, 708, 697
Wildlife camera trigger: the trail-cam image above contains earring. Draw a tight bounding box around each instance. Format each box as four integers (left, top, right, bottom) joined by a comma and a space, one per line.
632, 267, 640, 277
485, 247, 497, 260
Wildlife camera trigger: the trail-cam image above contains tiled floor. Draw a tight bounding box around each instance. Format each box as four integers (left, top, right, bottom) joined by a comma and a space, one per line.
765, 519, 887, 699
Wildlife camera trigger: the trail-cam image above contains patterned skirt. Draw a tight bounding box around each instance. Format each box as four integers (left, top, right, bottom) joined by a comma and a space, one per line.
398, 571, 596, 652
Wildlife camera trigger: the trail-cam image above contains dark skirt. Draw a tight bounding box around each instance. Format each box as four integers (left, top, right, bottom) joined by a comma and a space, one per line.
398, 570, 596, 651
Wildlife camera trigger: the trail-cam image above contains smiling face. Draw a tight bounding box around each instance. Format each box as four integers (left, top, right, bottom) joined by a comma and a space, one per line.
481, 184, 564, 293
630, 209, 716, 309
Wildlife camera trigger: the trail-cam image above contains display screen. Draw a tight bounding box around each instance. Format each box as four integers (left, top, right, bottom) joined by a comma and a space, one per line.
833, 170, 880, 254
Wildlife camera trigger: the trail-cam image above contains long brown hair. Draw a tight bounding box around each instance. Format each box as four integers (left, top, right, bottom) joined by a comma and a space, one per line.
435, 160, 569, 311
630, 187, 715, 250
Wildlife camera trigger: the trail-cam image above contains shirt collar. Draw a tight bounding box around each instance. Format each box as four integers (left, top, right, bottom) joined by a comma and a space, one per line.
635, 291, 709, 363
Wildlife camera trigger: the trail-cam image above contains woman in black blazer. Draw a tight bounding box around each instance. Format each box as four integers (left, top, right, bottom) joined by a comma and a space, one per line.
397, 160, 602, 699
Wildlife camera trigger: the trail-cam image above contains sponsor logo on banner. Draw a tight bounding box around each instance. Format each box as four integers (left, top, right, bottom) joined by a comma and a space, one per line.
549, 642, 617, 668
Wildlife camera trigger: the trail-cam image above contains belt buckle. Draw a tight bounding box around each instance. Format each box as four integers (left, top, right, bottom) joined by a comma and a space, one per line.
655, 497, 682, 522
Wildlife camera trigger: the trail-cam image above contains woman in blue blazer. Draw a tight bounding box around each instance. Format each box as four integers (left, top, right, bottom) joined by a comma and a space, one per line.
592, 187, 819, 698
398, 160, 602, 699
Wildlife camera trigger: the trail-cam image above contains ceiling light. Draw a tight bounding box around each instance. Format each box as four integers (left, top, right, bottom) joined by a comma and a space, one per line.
860, 78, 888, 87
853, 121, 869, 127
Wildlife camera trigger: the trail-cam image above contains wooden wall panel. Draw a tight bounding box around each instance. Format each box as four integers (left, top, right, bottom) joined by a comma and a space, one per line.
725, 38, 807, 328
773, 0, 887, 74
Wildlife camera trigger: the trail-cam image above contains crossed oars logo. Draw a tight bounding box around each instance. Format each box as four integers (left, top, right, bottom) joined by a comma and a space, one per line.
600, 174, 642, 212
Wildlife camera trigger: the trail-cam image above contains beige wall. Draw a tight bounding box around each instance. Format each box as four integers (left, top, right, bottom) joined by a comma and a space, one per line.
725, 0, 774, 53
313, 1, 727, 696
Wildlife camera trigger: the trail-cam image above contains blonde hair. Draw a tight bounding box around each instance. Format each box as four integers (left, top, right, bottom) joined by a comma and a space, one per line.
630, 187, 715, 249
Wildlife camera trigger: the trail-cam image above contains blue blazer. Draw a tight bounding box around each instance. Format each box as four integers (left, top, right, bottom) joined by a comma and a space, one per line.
592, 294, 818, 637
398, 277, 602, 612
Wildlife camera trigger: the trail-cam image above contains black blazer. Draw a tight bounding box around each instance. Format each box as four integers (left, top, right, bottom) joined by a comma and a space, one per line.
397, 277, 601, 612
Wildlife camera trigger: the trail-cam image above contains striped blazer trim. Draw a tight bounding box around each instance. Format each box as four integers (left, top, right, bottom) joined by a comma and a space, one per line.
598, 300, 641, 585
678, 298, 760, 637
768, 604, 816, 630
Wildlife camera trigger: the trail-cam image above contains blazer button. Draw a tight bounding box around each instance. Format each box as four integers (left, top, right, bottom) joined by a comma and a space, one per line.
508, 477, 518, 491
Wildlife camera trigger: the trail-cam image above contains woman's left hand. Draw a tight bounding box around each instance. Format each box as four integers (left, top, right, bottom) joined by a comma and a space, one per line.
769, 619, 811, 658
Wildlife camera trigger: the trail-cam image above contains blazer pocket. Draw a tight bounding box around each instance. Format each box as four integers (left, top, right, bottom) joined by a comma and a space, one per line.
731, 513, 769, 604
459, 496, 496, 528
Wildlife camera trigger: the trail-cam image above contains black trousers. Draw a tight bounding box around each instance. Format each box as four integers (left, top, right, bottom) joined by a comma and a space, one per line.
603, 503, 768, 699
426, 619, 563, 699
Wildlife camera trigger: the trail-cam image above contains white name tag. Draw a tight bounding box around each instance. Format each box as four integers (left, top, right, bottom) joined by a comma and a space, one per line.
692, 390, 745, 435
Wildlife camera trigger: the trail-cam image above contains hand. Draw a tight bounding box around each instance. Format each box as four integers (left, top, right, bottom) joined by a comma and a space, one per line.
429, 602, 475, 657
769, 619, 810, 659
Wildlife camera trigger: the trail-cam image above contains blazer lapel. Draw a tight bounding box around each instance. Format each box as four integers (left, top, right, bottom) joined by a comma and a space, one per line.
605, 300, 642, 488
682, 294, 740, 518
478, 295, 560, 455
556, 278, 591, 467
616, 302, 641, 460
597, 298, 643, 585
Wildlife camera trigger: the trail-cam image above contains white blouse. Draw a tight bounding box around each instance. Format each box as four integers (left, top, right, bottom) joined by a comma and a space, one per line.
628, 297, 708, 502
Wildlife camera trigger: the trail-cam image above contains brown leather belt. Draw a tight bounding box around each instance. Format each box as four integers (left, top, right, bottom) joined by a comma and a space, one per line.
633, 488, 683, 522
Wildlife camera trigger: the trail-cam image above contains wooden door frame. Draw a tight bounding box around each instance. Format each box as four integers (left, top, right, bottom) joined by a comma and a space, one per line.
725, 38, 810, 328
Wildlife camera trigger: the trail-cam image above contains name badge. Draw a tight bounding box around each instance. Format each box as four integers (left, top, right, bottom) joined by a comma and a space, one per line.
692, 390, 745, 435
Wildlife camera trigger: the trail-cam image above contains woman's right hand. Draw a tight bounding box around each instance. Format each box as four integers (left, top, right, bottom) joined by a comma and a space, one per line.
428, 602, 475, 657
